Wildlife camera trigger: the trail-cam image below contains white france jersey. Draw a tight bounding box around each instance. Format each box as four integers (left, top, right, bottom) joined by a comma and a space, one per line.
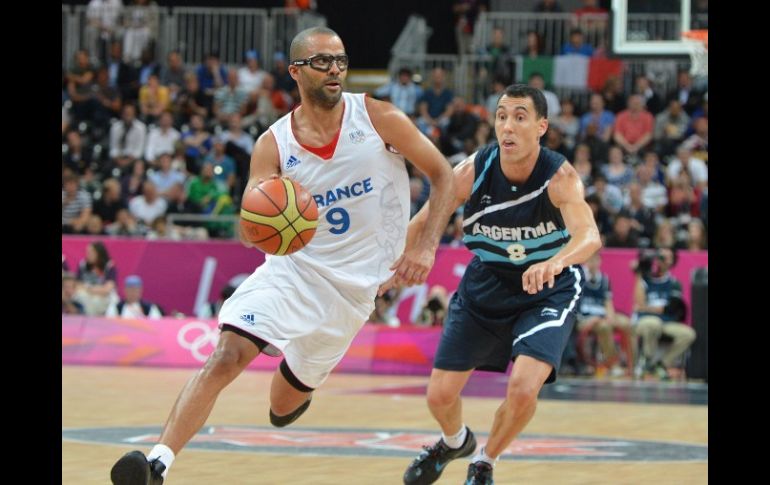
269, 92, 410, 293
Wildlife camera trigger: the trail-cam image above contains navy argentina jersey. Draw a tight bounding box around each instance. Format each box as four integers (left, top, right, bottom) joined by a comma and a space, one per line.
462, 143, 570, 275
435, 142, 586, 384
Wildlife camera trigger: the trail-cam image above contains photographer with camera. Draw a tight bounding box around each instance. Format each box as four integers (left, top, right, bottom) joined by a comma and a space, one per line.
632, 247, 696, 380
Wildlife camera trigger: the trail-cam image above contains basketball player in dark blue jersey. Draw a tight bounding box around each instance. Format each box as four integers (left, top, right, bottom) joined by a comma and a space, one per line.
385, 85, 601, 484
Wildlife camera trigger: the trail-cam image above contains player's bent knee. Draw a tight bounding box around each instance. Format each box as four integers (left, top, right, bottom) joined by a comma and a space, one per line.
204, 347, 243, 374
506, 379, 540, 408
269, 397, 312, 427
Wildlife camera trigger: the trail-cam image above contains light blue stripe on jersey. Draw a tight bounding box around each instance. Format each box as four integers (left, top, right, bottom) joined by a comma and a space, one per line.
471, 147, 498, 194
474, 246, 563, 265
463, 229, 569, 250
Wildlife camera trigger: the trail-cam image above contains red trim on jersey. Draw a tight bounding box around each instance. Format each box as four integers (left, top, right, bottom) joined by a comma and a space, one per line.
291, 102, 344, 160
299, 127, 341, 160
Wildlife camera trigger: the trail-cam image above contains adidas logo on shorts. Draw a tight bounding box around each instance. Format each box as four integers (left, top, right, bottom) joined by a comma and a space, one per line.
240, 314, 255, 325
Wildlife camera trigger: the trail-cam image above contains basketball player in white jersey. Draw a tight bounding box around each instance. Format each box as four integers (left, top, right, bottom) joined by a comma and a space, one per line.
111, 27, 454, 484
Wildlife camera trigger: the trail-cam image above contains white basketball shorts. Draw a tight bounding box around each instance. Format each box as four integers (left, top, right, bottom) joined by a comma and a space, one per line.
218, 255, 375, 389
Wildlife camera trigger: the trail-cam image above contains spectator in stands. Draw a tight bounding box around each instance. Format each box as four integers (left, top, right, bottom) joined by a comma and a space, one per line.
202, 137, 237, 195
484, 79, 505, 124
654, 99, 690, 159
85, 214, 108, 236
624, 181, 656, 247
636, 161, 668, 213
107, 208, 143, 236
75, 241, 119, 316
666, 70, 705, 116
527, 72, 560, 118
681, 116, 708, 162
66, 50, 96, 124
587, 173, 623, 214
633, 75, 663, 115
666, 174, 700, 245
129, 179, 168, 226
213, 69, 249, 126
107, 41, 139, 102
605, 211, 639, 248
85, 0, 123, 65
561, 28, 593, 56
582, 121, 610, 165
63, 130, 94, 176
196, 51, 228, 97
534, 0, 563, 12
642, 149, 666, 185
146, 215, 184, 240
181, 114, 212, 174
196, 284, 237, 319
144, 111, 180, 163
552, 98, 580, 150
120, 158, 147, 202
93, 178, 126, 225
441, 96, 480, 157
370, 288, 402, 327
165, 181, 201, 217
122, 0, 159, 65
633, 248, 696, 380
237, 50, 267, 94
107, 274, 164, 318
484, 28, 513, 85
417, 67, 455, 140
375, 67, 424, 118
416, 285, 450, 327
601, 145, 634, 189
579, 93, 614, 143
600, 75, 626, 113
92, 67, 123, 133
220, 113, 255, 183
137, 47, 161, 86
585, 193, 612, 240
159, 50, 188, 97
666, 145, 708, 189
62, 174, 93, 234
138, 74, 170, 123
149, 152, 186, 198
187, 162, 234, 217
109, 103, 147, 175
576, 252, 633, 377
62, 272, 86, 315
686, 218, 707, 250
613, 94, 654, 157
409, 177, 426, 217
520, 30, 543, 58
452, 0, 488, 55
240, 73, 287, 131
573, 145, 594, 187
270, 52, 296, 96
174, 73, 211, 126
544, 127, 571, 160
653, 218, 676, 250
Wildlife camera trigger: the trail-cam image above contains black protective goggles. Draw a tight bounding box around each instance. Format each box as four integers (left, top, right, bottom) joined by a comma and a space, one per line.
291, 54, 349, 72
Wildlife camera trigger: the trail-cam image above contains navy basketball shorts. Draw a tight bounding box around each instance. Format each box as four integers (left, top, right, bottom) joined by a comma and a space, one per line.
434, 265, 584, 384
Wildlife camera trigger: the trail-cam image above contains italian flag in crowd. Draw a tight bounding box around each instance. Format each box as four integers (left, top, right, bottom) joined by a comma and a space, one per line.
517, 55, 624, 91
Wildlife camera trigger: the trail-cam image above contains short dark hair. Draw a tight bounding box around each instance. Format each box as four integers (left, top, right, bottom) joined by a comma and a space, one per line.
289, 26, 342, 62
398, 67, 413, 76
498, 84, 548, 119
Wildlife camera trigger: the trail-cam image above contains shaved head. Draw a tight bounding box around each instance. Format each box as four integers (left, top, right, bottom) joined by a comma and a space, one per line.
289, 26, 342, 62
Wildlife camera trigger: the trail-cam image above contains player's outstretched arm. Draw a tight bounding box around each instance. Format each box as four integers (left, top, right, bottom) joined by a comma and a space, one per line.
522, 162, 602, 294
366, 96, 456, 291
238, 130, 282, 248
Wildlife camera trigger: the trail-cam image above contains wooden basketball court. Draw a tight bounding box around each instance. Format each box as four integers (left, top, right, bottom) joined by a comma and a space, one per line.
63, 365, 707, 484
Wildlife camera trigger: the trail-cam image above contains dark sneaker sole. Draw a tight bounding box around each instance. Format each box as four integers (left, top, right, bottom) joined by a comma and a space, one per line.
403, 431, 478, 485
111, 450, 152, 485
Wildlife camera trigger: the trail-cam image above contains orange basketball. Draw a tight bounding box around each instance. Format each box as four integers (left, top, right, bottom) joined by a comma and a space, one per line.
240, 177, 318, 255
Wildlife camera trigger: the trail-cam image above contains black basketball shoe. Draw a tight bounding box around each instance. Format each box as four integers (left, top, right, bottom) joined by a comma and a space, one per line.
403, 427, 477, 484
110, 450, 165, 485
465, 461, 494, 484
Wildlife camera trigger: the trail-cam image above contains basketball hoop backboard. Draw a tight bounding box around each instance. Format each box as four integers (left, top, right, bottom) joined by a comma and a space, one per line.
611, 0, 707, 56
